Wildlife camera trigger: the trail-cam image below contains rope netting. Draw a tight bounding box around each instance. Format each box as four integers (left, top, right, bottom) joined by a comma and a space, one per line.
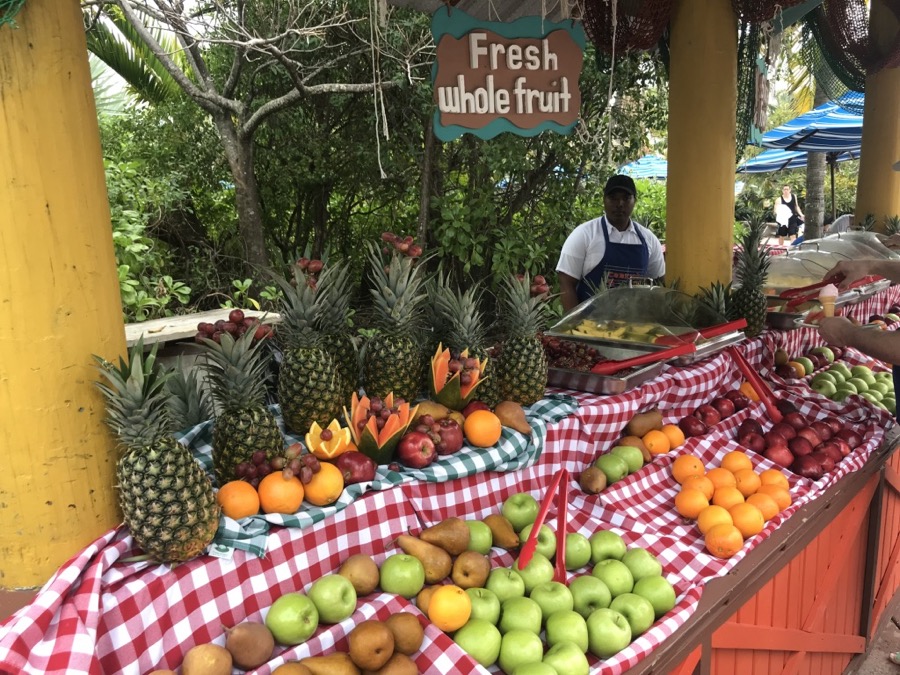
736, 21, 763, 158
731, 0, 806, 23
0, 0, 25, 29
582, 0, 674, 55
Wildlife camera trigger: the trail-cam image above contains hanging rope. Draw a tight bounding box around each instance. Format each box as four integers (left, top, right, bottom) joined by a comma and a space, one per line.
582, 0, 674, 55
368, 0, 388, 178
0, 0, 26, 29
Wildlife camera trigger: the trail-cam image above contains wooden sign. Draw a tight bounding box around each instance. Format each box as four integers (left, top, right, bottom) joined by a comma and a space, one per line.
431, 7, 585, 141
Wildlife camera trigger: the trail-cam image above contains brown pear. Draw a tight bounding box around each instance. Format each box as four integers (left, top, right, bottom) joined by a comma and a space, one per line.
339, 553, 381, 596
224, 621, 275, 670
348, 620, 395, 671
299, 652, 360, 675
396, 534, 452, 584
362, 652, 418, 674
494, 400, 532, 436
181, 644, 232, 675
384, 612, 424, 655
415, 585, 438, 615
451, 550, 491, 589
272, 664, 314, 675
483, 514, 519, 549
419, 517, 470, 556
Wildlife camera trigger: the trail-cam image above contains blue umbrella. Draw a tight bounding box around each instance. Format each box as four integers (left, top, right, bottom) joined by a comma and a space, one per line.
619, 154, 667, 180
761, 99, 863, 153
737, 147, 858, 173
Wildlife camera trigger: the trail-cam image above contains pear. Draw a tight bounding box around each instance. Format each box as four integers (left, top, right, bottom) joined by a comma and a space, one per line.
483, 514, 520, 549
411, 400, 452, 422
451, 550, 491, 589
494, 400, 532, 436
181, 644, 232, 675
362, 652, 418, 674
272, 664, 314, 675
395, 534, 452, 584
348, 620, 395, 671
415, 585, 438, 615
299, 652, 360, 675
420, 517, 471, 556
339, 553, 381, 596
224, 621, 275, 670
384, 612, 424, 655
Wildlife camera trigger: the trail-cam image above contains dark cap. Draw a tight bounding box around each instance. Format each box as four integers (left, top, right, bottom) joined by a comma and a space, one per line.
604, 174, 637, 197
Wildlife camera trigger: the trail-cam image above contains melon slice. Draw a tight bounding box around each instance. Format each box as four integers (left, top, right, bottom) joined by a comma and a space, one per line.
429, 343, 487, 410
344, 392, 417, 465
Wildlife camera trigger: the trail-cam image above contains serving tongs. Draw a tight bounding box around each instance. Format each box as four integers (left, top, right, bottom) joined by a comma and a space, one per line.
726, 346, 782, 423
589, 340, 696, 376
781, 275, 883, 311
518, 468, 569, 583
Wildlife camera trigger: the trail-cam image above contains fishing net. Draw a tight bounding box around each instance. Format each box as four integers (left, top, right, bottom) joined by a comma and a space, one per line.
731, 0, 806, 23
735, 21, 763, 158
0, 0, 25, 29
582, 0, 674, 55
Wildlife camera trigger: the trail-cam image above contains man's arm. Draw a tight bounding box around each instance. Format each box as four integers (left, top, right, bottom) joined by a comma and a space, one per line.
818, 317, 900, 365
823, 259, 900, 289
558, 272, 580, 313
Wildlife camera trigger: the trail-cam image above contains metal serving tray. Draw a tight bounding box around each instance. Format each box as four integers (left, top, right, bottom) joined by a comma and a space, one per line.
854, 278, 892, 301
765, 292, 859, 330
547, 361, 664, 395
671, 331, 746, 365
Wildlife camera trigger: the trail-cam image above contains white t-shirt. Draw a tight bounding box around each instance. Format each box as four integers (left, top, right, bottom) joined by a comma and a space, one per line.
556, 216, 666, 281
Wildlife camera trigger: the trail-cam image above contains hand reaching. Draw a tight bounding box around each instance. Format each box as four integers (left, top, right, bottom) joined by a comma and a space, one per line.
821, 260, 874, 290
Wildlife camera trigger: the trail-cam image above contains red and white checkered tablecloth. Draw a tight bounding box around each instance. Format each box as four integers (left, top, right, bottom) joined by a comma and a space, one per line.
1, 306, 896, 674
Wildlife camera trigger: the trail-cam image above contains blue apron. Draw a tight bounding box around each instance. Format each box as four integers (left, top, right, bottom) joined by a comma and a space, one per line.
575, 217, 650, 303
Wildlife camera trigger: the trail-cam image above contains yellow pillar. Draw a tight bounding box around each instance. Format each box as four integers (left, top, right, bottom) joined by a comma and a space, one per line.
665, 0, 738, 293
0, 0, 124, 587
855, 0, 900, 227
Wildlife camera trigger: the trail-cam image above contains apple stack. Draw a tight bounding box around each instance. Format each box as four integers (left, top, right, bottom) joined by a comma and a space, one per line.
809, 360, 896, 416
772, 345, 839, 382
676, 387, 753, 440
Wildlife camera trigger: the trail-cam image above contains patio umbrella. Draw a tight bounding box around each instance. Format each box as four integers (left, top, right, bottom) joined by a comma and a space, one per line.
619, 154, 667, 180
737, 147, 858, 173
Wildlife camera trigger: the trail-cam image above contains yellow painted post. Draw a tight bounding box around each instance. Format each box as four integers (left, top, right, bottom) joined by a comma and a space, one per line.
665, 0, 738, 293
855, 0, 900, 228
0, 0, 124, 587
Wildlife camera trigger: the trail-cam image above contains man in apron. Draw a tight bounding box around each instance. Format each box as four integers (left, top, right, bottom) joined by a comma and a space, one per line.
556, 174, 666, 312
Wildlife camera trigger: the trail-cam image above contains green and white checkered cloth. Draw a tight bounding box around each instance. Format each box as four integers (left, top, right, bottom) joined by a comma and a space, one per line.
178, 394, 577, 557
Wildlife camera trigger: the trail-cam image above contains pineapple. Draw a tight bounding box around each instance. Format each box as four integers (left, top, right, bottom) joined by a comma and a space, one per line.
494, 274, 550, 406
93, 339, 219, 564
198, 329, 283, 485
316, 263, 360, 401
696, 281, 733, 323
730, 219, 770, 337
272, 266, 344, 434
165, 357, 214, 432
362, 243, 428, 401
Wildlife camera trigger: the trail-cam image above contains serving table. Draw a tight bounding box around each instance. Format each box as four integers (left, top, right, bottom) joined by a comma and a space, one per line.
2, 288, 900, 675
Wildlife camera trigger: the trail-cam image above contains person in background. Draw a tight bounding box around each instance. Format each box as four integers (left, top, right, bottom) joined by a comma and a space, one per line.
826, 212, 854, 235
775, 185, 804, 246
556, 174, 666, 313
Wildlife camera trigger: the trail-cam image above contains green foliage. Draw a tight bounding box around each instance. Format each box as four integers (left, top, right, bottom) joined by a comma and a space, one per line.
632, 179, 667, 241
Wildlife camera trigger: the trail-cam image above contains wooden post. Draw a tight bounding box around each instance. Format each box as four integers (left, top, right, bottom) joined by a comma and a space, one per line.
854, 0, 900, 228
665, 0, 738, 293
0, 0, 124, 587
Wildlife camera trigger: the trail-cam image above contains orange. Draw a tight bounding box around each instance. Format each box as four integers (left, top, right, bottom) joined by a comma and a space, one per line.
661, 424, 686, 450
704, 523, 744, 558
757, 484, 791, 511
258, 472, 304, 515
672, 454, 705, 484
759, 469, 790, 490
706, 467, 737, 490
303, 461, 345, 507
697, 505, 733, 535
216, 480, 260, 519
463, 410, 503, 448
682, 474, 715, 501
786, 361, 806, 378
733, 468, 762, 498
675, 488, 709, 519
747, 492, 780, 521
427, 584, 472, 632
720, 450, 753, 474
739, 381, 761, 402
643, 429, 671, 455
712, 486, 745, 510
729, 502, 765, 538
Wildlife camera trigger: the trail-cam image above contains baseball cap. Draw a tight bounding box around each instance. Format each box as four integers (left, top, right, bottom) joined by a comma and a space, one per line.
893, 160, 900, 171
604, 174, 637, 197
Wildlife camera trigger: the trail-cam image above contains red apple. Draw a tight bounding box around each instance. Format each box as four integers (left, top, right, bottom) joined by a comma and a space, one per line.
738, 418, 764, 439
771, 422, 797, 441
764, 445, 794, 467
694, 404, 722, 427
777, 399, 798, 416
783, 411, 808, 430
817, 441, 843, 464
788, 436, 814, 457
791, 454, 824, 480
396, 431, 437, 469
810, 451, 835, 473
334, 451, 377, 485
775, 364, 798, 379
809, 421, 834, 442
822, 416, 843, 436
829, 346, 844, 360
679, 415, 708, 438
434, 418, 464, 455
741, 431, 766, 453
834, 428, 863, 450
461, 401, 491, 418
764, 430, 788, 449
730, 393, 752, 411
710, 397, 736, 420
832, 437, 852, 457
796, 427, 822, 448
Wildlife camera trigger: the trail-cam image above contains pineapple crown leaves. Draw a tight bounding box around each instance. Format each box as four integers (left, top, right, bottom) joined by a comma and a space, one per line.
314, 261, 355, 333
92, 337, 176, 448
498, 272, 551, 338
267, 265, 324, 348
197, 328, 272, 412
734, 218, 771, 288
432, 271, 489, 352
165, 357, 214, 431
365, 242, 430, 334
695, 280, 733, 320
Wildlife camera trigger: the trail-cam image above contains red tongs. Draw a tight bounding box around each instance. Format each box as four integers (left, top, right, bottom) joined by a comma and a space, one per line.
726, 345, 783, 423
519, 468, 569, 583
590, 341, 696, 376
782, 275, 883, 310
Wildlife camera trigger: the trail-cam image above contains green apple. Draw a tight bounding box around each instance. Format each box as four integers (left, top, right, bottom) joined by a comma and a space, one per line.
485, 568, 526, 603
869, 381, 891, 396
513, 553, 555, 594
826, 368, 846, 385
810, 346, 834, 363
633, 575, 677, 619
812, 371, 837, 384
502, 493, 540, 533
833, 387, 856, 402
466, 587, 502, 625
569, 574, 612, 618
465, 520, 493, 554
379, 553, 425, 598
586, 607, 632, 659
851, 365, 873, 379
307, 574, 357, 624
861, 391, 883, 404
886, 313, 900, 322
795, 356, 815, 377
594, 454, 629, 484
499, 630, 545, 675
589, 530, 627, 564
265, 592, 319, 645
542, 641, 589, 675
847, 377, 869, 393
518, 524, 557, 560
545, 610, 589, 651
883, 398, 896, 414
810, 379, 837, 398
529, 581, 574, 623
610, 592, 656, 637
875, 371, 893, 382
830, 363, 852, 379
453, 618, 502, 668
511, 664, 558, 675
564, 532, 592, 571
610, 445, 644, 474
499, 596, 543, 634
621, 547, 663, 583
592, 559, 634, 597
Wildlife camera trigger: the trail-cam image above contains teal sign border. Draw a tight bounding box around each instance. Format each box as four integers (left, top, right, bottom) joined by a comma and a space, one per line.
431, 7, 586, 141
